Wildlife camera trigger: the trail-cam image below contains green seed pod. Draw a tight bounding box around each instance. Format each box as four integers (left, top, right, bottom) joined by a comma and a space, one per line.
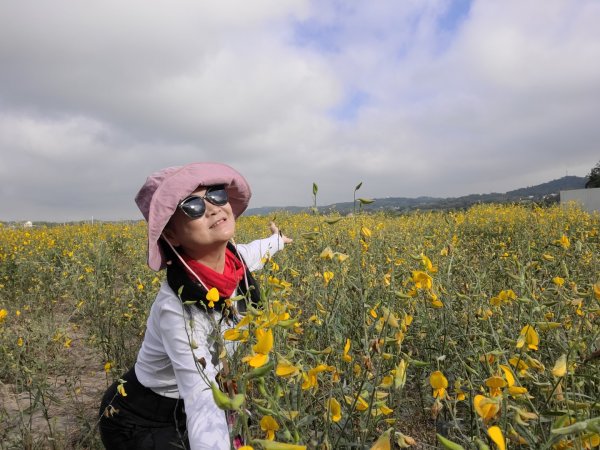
436, 434, 466, 450
210, 382, 244, 411
245, 360, 275, 381
473, 437, 490, 450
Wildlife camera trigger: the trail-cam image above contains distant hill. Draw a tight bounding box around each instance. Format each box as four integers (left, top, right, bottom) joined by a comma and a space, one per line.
246, 175, 587, 216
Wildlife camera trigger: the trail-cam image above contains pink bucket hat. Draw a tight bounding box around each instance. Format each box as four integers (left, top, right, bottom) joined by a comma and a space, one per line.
135, 162, 251, 271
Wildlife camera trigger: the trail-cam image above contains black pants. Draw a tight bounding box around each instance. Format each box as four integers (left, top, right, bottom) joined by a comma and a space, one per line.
98, 368, 189, 450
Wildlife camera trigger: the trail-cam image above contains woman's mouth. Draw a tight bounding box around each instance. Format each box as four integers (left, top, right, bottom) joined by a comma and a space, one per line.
210, 218, 227, 229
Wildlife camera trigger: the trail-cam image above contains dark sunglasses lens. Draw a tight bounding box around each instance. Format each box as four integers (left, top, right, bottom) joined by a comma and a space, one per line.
180, 197, 206, 218
206, 188, 228, 205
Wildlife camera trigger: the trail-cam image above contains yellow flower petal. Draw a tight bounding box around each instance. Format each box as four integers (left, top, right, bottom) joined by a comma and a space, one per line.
430, 371, 448, 389
276, 361, 299, 378
206, 287, 220, 303
260, 415, 280, 441
246, 353, 269, 368
499, 365, 515, 387
328, 397, 342, 422
253, 328, 274, 354
508, 386, 528, 396
487, 425, 506, 450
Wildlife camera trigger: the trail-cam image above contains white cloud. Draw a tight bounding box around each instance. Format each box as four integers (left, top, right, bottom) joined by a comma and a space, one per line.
0, 0, 599, 220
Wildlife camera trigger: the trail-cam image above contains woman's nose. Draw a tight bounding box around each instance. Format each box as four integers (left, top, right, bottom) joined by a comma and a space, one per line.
204, 201, 221, 216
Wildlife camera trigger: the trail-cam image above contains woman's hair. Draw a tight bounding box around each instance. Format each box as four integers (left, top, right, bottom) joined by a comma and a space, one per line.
158, 238, 177, 267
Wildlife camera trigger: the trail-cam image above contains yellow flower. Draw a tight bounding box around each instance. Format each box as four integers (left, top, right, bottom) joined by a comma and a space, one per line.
552, 276, 565, 287
244, 353, 269, 368
594, 282, 600, 300
206, 287, 220, 308
334, 252, 349, 262
454, 380, 466, 401
583, 434, 600, 449
350, 395, 370, 411
379, 375, 394, 388
412, 271, 432, 290
383, 272, 391, 286
508, 386, 528, 396
0, 308, 7, 323
104, 361, 113, 373
275, 360, 300, 378
499, 365, 515, 386
513, 407, 538, 424
473, 394, 500, 422
320, 247, 334, 259
429, 371, 448, 399
242, 328, 274, 368
223, 328, 249, 342
17, 337, 24, 347
301, 364, 331, 390
327, 397, 342, 422
508, 356, 529, 375
343, 338, 352, 362
253, 328, 274, 354
375, 403, 394, 416
323, 271, 334, 285
370, 427, 392, 450
117, 383, 127, 397
485, 376, 506, 397
267, 276, 292, 290
558, 234, 570, 249
260, 415, 279, 441
421, 253, 437, 272
394, 360, 407, 390
487, 425, 506, 450
429, 292, 444, 308
516, 324, 539, 351
490, 289, 517, 306
360, 226, 372, 239
380, 306, 399, 328
551, 354, 567, 378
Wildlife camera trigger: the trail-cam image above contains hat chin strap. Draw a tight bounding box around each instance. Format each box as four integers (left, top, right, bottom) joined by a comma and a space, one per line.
160, 234, 250, 297
161, 234, 210, 291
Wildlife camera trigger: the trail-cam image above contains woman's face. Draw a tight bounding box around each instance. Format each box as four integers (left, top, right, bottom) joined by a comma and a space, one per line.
163, 186, 236, 259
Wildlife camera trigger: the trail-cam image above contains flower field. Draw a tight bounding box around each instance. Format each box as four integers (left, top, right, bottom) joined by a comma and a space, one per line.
1, 203, 599, 449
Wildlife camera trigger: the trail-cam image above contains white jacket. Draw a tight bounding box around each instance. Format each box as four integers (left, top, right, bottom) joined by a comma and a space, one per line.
135, 234, 284, 449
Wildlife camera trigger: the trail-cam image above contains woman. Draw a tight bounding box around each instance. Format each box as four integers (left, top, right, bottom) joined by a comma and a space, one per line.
99, 162, 291, 449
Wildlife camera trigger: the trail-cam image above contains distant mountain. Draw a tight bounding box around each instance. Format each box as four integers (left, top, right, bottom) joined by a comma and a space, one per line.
246, 175, 587, 216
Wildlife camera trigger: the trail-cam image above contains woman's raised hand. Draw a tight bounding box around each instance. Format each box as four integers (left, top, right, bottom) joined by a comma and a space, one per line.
269, 221, 293, 244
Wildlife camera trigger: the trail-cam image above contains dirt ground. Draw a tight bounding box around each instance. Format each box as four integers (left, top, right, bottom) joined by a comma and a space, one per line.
1, 325, 108, 450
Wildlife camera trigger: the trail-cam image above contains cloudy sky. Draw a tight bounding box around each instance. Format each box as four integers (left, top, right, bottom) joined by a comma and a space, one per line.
1, 0, 599, 222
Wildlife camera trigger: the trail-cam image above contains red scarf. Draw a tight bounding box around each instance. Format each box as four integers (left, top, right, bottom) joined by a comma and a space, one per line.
182, 248, 245, 298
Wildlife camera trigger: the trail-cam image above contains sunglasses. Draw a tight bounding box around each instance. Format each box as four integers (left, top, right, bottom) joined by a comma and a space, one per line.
177, 185, 229, 219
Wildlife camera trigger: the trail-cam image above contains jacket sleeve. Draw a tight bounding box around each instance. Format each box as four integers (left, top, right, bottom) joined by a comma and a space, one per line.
157, 297, 232, 450
236, 233, 285, 272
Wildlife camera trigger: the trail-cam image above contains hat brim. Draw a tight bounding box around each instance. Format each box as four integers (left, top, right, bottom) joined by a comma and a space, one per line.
144, 162, 251, 271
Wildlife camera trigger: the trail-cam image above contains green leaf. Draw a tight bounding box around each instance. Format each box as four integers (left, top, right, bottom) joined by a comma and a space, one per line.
357, 198, 374, 204
312, 182, 318, 195
355, 182, 363, 191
